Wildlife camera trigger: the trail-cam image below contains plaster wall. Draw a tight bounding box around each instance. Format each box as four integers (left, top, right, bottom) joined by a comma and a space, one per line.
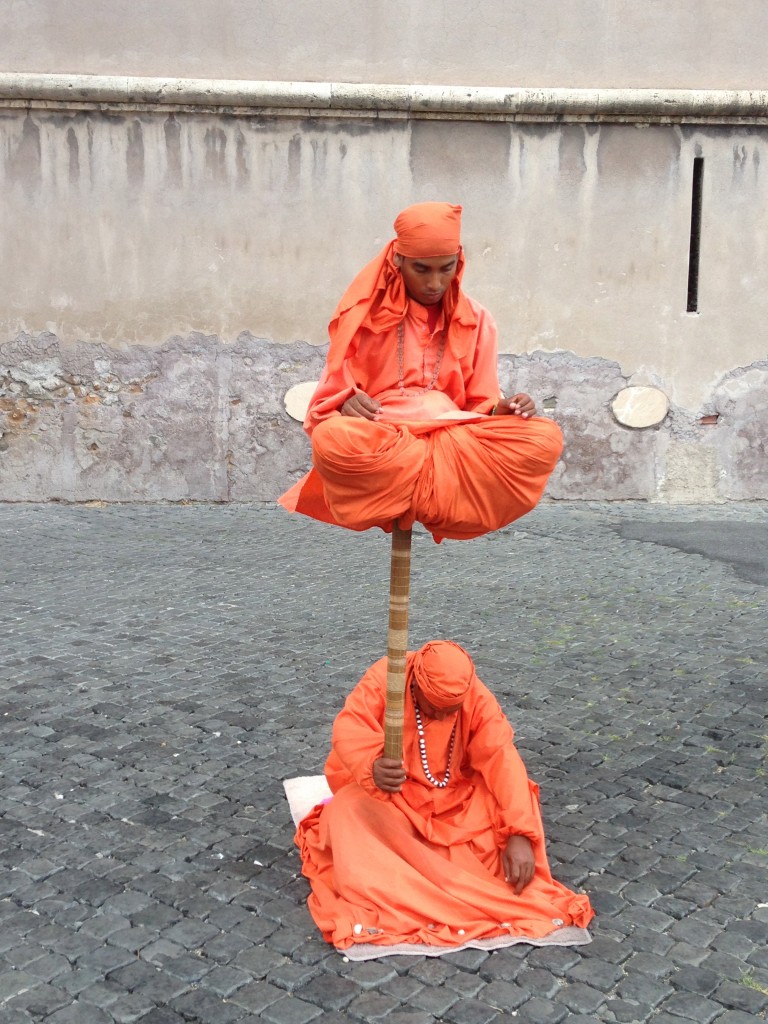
2, 1, 767, 91
1, 106, 765, 503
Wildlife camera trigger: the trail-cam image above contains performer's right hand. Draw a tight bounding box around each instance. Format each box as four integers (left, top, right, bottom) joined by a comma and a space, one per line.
373, 757, 407, 792
340, 391, 381, 420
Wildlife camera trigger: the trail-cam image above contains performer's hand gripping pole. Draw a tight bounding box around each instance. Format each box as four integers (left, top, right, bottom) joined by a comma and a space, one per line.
384, 523, 412, 761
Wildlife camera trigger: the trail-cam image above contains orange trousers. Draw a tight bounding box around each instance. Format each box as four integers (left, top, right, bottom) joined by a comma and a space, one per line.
287, 414, 563, 542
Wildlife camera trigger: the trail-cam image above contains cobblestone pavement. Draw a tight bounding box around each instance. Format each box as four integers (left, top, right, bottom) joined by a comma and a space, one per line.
1, 501, 767, 1024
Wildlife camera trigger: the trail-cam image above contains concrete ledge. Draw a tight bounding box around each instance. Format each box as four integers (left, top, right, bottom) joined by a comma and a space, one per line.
1, 73, 767, 124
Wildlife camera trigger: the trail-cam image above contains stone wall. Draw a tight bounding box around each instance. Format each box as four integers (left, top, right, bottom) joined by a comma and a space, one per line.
1, 93, 766, 504
1, 0, 766, 504
2, 0, 767, 90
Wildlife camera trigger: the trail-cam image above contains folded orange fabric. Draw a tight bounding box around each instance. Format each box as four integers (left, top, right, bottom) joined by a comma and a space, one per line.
280, 413, 563, 542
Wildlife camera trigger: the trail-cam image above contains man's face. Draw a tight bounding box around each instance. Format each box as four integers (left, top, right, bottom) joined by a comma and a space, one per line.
394, 252, 459, 306
414, 683, 463, 721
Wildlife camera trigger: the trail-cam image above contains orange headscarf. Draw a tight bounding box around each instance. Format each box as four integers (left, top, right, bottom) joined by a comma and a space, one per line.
325, 202, 479, 374
410, 640, 478, 708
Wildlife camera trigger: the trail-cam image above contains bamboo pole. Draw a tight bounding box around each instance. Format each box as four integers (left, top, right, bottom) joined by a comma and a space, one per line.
383, 523, 413, 760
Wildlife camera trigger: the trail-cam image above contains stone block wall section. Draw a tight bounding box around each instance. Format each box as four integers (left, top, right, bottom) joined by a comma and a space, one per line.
0, 74, 767, 503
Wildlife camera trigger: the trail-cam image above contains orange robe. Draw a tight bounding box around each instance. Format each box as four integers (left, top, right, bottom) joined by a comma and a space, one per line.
279, 297, 564, 543
295, 655, 594, 951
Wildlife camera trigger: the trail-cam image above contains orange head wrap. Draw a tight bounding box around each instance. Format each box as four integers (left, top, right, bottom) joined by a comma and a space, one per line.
393, 202, 462, 258
409, 640, 478, 709
325, 202, 477, 374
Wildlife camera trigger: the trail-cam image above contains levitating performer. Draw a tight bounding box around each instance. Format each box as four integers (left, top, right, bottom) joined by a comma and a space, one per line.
279, 201, 563, 542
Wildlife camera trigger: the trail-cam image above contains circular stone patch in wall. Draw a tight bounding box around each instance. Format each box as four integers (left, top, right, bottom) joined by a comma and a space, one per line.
611, 386, 669, 428
284, 381, 319, 422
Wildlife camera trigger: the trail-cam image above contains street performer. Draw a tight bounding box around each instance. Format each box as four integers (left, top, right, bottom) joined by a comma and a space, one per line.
296, 640, 594, 951
279, 202, 563, 542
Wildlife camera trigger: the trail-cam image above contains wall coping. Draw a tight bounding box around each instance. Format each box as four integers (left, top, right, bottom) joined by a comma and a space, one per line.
1, 73, 767, 124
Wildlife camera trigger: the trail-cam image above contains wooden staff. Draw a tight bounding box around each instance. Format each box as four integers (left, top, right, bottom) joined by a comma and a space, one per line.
383, 522, 413, 760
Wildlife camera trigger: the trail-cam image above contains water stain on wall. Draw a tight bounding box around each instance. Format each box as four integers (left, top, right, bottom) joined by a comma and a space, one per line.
205, 127, 228, 183
235, 128, 249, 188
164, 116, 183, 188
287, 134, 301, 189
67, 126, 80, 185
558, 124, 588, 180
7, 116, 42, 193
127, 120, 145, 187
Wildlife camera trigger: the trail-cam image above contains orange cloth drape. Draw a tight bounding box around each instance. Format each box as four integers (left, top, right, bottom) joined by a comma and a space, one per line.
296, 654, 594, 950
278, 299, 564, 542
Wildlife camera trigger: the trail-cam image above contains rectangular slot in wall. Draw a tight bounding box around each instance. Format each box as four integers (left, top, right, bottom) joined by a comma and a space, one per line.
686, 157, 704, 312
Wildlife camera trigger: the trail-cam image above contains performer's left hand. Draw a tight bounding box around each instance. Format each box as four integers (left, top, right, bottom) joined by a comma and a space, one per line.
495, 394, 535, 418
503, 835, 535, 894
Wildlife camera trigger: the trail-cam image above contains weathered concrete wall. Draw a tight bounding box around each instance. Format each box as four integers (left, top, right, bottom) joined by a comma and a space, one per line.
0, 332, 325, 502
1, 1, 766, 91
1, 98, 766, 503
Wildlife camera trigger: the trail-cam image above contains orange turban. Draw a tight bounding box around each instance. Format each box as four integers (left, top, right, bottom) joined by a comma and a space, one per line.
410, 640, 478, 708
393, 202, 462, 258
325, 202, 477, 374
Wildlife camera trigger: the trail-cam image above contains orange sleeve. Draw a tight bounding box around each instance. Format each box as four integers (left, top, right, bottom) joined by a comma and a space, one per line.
304, 360, 358, 437
324, 657, 388, 797
464, 682, 543, 843
463, 304, 501, 414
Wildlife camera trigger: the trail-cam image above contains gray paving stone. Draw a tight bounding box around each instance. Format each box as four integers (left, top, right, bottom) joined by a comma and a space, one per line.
699, 950, 757, 982
669, 965, 721, 995
616, 972, 675, 1010
554, 981, 606, 1014
603, 998, 649, 1024
161, 951, 216, 983
294, 972, 360, 1010
170, 988, 249, 1022
202, 963, 254, 997
233, 945, 289, 978
6, 980, 70, 1016
666, 941, 709, 968
444, 968, 487, 998
480, 979, 530, 1011
227, 979, 285, 1014
336, 959, 398, 990
46, 1000, 115, 1023
565, 957, 623, 990
410, 980, 460, 1014
508, 998, 569, 1023
714, 978, 768, 1015
441, 996, 501, 1024
524, 946, 582, 976
0, 969, 42, 1002
260, 994, 323, 1024
0, 1009, 36, 1024
105, 990, 158, 1023
657, 992, 727, 1022
344, 989, 402, 1020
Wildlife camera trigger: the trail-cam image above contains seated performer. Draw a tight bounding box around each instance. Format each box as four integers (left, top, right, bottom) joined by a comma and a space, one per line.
296, 641, 594, 952
279, 201, 564, 542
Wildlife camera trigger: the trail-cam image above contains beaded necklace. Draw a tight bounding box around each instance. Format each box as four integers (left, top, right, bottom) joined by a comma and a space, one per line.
397, 321, 447, 395
410, 682, 457, 788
